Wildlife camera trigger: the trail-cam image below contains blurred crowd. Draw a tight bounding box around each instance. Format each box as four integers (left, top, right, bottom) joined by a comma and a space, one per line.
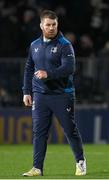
0, 0, 109, 107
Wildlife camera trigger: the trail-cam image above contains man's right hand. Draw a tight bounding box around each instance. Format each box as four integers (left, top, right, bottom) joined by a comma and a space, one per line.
23, 95, 32, 106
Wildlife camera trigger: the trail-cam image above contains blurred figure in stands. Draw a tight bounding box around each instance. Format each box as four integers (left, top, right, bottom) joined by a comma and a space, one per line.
21, 8, 40, 56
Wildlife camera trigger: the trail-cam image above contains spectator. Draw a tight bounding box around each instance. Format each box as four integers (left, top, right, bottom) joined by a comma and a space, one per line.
97, 41, 109, 102
21, 8, 41, 56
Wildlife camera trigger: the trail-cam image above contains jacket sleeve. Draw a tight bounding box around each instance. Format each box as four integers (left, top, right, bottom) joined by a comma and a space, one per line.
47, 43, 75, 79
22, 46, 34, 95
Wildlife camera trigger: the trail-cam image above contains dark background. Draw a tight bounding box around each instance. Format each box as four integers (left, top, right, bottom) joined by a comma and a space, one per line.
0, 0, 109, 107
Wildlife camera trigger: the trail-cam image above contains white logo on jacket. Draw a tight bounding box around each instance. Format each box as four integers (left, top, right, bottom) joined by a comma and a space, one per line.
51, 47, 57, 53
34, 48, 38, 52
66, 107, 71, 112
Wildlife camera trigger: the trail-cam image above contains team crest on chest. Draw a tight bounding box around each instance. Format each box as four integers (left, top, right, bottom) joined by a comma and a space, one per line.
51, 47, 57, 53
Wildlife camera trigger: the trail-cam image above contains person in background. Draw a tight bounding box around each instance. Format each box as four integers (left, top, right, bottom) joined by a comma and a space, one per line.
22, 10, 86, 176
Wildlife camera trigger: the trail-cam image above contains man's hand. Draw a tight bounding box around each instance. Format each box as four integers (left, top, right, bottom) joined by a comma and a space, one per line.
23, 95, 32, 106
34, 70, 47, 79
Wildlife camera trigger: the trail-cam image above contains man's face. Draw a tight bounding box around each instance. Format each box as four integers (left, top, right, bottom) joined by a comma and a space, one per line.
40, 18, 58, 39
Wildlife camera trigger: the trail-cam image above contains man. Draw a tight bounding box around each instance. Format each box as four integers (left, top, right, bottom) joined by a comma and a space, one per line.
22, 10, 86, 176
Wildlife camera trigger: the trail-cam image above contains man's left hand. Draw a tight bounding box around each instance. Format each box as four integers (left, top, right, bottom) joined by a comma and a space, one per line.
34, 70, 47, 79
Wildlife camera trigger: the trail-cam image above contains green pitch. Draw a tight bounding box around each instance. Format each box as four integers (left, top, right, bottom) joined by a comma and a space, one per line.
0, 144, 109, 179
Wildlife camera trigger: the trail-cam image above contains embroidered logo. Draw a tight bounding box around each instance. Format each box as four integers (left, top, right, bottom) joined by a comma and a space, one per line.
51, 47, 57, 53
34, 48, 38, 53
66, 107, 71, 112
32, 101, 35, 110
67, 54, 73, 57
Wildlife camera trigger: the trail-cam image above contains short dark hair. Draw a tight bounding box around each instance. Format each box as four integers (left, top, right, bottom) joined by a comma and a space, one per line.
40, 10, 58, 21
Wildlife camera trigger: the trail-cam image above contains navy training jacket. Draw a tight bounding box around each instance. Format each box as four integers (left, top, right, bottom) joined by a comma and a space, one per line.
22, 32, 76, 95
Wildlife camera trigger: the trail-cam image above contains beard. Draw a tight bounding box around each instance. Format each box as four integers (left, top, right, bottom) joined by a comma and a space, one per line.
44, 30, 57, 39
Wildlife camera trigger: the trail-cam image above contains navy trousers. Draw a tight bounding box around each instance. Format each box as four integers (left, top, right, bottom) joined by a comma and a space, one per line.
32, 92, 84, 171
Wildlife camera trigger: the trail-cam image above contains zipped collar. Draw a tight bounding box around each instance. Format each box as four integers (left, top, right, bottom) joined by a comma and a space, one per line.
40, 31, 63, 44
